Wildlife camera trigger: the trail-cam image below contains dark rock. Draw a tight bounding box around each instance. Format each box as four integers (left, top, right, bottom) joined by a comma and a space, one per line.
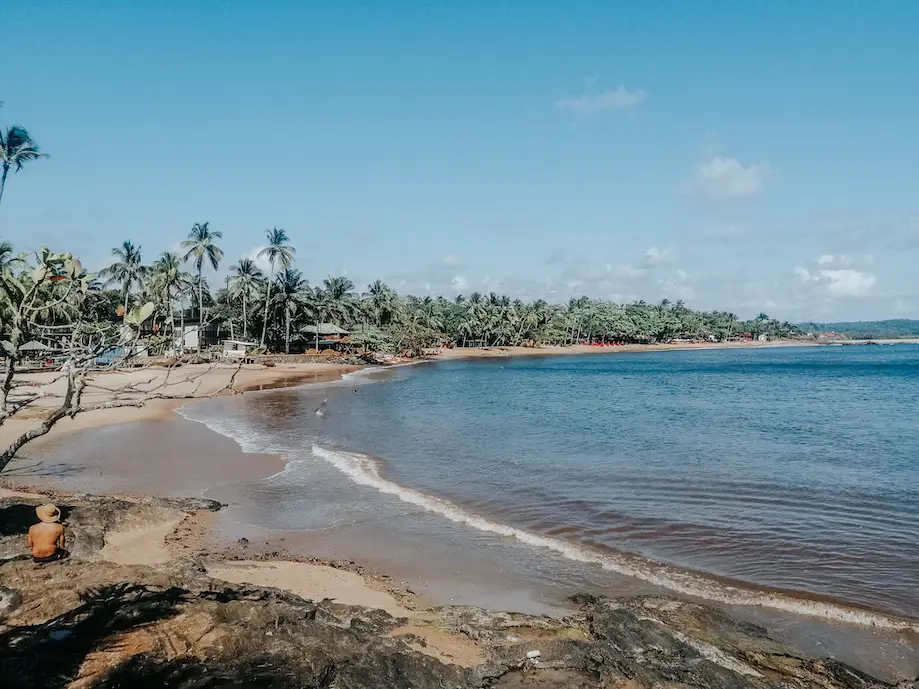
0, 490, 908, 688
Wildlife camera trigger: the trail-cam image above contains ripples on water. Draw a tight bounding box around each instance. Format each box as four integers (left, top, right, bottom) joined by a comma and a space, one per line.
188, 345, 919, 624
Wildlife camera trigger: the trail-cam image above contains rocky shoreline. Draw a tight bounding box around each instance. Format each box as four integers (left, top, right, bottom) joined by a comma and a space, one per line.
2, 489, 916, 688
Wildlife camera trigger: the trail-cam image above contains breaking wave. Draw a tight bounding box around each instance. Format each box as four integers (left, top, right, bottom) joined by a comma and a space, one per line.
312, 444, 919, 632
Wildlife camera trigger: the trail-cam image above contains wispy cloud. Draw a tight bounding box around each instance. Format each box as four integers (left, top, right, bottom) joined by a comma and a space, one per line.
684, 156, 770, 201
554, 86, 647, 115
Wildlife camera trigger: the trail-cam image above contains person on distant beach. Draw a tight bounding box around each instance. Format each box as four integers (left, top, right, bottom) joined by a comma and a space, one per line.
28, 504, 68, 563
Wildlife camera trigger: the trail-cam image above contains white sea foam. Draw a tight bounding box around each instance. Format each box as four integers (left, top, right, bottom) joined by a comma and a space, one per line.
312, 444, 919, 632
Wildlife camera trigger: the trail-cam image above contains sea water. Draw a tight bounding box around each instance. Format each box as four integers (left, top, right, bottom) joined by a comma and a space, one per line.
185, 345, 919, 630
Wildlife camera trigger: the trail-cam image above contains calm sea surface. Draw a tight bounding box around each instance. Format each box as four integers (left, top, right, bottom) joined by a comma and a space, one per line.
186, 345, 919, 626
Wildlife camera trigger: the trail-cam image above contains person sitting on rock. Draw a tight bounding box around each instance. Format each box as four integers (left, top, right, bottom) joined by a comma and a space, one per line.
28, 504, 68, 563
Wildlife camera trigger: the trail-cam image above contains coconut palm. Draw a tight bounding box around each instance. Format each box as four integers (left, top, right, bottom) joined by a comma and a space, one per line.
99, 240, 146, 309
319, 276, 359, 335
272, 269, 309, 353
257, 228, 295, 348
149, 252, 192, 333
229, 258, 264, 338
362, 280, 399, 327
181, 222, 223, 351
0, 241, 24, 277
0, 124, 48, 209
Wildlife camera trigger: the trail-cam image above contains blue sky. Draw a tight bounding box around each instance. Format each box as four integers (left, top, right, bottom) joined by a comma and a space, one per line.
2, 1, 917, 320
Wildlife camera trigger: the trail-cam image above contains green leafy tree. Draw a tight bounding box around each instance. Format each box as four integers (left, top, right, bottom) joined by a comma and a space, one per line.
0, 122, 48, 208
181, 222, 223, 350
257, 228, 295, 349
99, 240, 146, 310
229, 258, 264, 338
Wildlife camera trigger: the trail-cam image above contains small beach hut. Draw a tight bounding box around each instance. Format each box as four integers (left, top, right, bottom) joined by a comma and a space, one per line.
19, 340, 56, 369
222, 340, 257, 361
300, 323, 350, 352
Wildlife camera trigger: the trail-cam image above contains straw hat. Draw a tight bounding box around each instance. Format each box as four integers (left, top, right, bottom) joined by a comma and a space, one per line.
35, 504, 61, 523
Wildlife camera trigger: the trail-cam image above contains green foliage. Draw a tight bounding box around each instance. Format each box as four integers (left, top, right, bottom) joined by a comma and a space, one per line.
796, 319, 919, 339
348, 329, 395, 353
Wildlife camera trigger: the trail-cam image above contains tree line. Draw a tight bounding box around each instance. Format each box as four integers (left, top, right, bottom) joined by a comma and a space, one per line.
0, 105, 801, 356
85, 225, 801, 354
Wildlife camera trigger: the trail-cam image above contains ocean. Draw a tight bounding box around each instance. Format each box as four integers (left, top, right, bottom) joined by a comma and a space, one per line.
184, 344, 919, 632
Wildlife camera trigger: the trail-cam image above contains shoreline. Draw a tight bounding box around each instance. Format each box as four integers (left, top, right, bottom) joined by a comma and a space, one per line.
3, 343, 919, 681
0, 339, 813, 453
4, 344, 919, 624
6, 492, 909, 686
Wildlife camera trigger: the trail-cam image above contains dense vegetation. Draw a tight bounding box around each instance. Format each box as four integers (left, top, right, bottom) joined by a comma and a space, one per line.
797, 319, 919, 339
42, 229, 802, 354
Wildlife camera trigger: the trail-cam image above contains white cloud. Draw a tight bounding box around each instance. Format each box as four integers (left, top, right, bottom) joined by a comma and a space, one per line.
554, 86, 647, 115
794, 264, 875, 297
686, 156, 770, 201
244, 246, 272, 273
794, 267, 818, 282
820, 269, 876, 297
816, 254, 835, 265
637, 247, 673, 268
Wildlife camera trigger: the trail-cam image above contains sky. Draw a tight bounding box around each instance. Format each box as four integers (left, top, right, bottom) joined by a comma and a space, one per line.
2, 1, 917, 321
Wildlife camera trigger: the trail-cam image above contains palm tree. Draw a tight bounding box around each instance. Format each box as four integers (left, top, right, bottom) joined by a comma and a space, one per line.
229, 258, 264, 338
319, 276, 358, 347
149, 252, 191, 334
0, 124, 48, 209
362, 280, 398, 327
257, 228, 295, 348
99, 240, 146, 309
272, 269, 309, 353
0, 241, 24, 276
181, 222, 223, 351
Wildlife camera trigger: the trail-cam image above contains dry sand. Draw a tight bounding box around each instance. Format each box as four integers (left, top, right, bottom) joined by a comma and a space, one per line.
90, 511, 484, 667
100, 518, 183, 565
0, 361, 359, 453
205, 560, 483, 666
207, 560, 411, 616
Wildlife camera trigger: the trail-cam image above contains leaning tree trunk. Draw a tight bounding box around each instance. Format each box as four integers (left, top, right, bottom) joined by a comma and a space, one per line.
260, 271, 273, 348
242, 294, 248, 338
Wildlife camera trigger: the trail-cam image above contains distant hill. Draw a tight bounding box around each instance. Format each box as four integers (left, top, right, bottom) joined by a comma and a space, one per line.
796, 319, 919, 339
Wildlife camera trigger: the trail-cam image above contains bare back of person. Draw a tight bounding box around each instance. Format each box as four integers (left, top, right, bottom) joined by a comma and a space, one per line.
28, 521, 65, 558
28, 504, 67, 562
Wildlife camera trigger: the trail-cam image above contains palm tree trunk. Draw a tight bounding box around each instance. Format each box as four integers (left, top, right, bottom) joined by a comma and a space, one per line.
196, 265, 204, 352
260, 269, 274, 348
0, 164, 9, 207
315, 309, 321, 352
242, 294, 248, 338
285, 309, 291, 354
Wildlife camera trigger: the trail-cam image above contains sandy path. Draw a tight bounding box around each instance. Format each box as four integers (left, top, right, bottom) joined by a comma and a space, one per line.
206, 560, 483, 667
207, 560, 410, 616
99, 519, 183, 566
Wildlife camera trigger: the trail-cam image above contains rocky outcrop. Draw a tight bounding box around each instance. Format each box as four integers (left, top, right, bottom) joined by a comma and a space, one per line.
0, 489, 219, 561
1, 556, 914, 688
0, 490, 915, 688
